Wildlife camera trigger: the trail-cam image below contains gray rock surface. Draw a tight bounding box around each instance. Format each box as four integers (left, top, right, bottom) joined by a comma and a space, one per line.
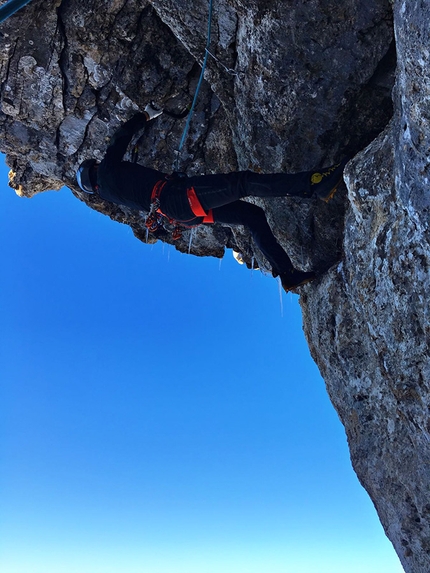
301, 2, 430, 571
2, 0, 429, 571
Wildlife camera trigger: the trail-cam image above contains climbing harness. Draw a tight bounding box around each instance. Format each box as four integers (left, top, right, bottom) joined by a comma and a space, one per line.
145, 177, 214, 241
144, 179, 167, 234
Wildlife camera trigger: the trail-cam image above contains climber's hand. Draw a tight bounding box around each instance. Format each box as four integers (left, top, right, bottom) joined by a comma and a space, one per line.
144, 103, 163, 120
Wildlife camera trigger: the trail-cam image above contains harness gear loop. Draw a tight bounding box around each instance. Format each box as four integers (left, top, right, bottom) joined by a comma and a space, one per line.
151, 179, 168, 202
145, 201, 163, 233
146, 179, 186, 241
145, 180, 166, 233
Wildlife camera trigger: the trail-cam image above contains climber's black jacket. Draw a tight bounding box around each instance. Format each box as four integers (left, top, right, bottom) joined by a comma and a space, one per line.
97, 113, 206, 225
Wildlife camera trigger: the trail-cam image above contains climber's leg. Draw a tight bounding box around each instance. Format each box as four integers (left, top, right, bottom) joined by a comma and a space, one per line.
212, 201, 315, 290
237, 159, 348, 201
186, 171, 311, 208
309, 157, 349, 202
183, 160, 348, 209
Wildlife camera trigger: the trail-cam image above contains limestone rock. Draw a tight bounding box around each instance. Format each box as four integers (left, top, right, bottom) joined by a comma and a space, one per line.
300, 2, 430, 571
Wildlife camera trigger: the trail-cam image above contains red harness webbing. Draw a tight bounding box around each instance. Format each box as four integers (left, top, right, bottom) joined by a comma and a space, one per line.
186, 186, 214, 223
151, 179, 168, 203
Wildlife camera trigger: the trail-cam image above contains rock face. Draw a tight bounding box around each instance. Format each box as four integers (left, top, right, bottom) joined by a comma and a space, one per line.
301, 3, 430, 571
1, 0, 428, 571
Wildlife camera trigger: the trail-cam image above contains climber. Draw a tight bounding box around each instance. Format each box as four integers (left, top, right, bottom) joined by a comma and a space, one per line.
77, 105, 347, 291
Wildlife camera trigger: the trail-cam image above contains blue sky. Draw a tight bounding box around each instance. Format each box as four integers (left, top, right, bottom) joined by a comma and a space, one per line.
0, 156, 404, 573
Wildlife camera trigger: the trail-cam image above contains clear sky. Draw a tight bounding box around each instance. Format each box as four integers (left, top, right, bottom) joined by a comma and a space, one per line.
0, 156, 404, 573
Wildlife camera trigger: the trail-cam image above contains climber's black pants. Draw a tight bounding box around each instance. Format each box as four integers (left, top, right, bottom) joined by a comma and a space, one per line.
212, 201, 295, 275
160, 169, 312, 221
187, 169, 312, 210
159, 169, 312, 274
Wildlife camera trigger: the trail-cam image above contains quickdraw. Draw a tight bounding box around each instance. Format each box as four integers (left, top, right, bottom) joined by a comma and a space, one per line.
145, 198, 163, 232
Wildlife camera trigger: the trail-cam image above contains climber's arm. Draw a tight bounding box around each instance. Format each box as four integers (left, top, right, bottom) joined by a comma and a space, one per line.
105, 104, 163, 163
104, 113, 147, 163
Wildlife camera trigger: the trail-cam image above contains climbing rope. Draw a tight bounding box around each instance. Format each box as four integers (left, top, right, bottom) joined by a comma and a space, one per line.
0, 0, 34, 24
174, 0, 214, 169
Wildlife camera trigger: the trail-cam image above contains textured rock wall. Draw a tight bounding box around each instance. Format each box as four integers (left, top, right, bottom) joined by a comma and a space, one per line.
301, 2, 430, 572
4, 0, 430, 571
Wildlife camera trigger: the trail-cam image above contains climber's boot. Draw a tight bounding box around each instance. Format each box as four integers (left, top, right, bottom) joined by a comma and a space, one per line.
310, 157, 348, 202
279, 268, 316, 292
